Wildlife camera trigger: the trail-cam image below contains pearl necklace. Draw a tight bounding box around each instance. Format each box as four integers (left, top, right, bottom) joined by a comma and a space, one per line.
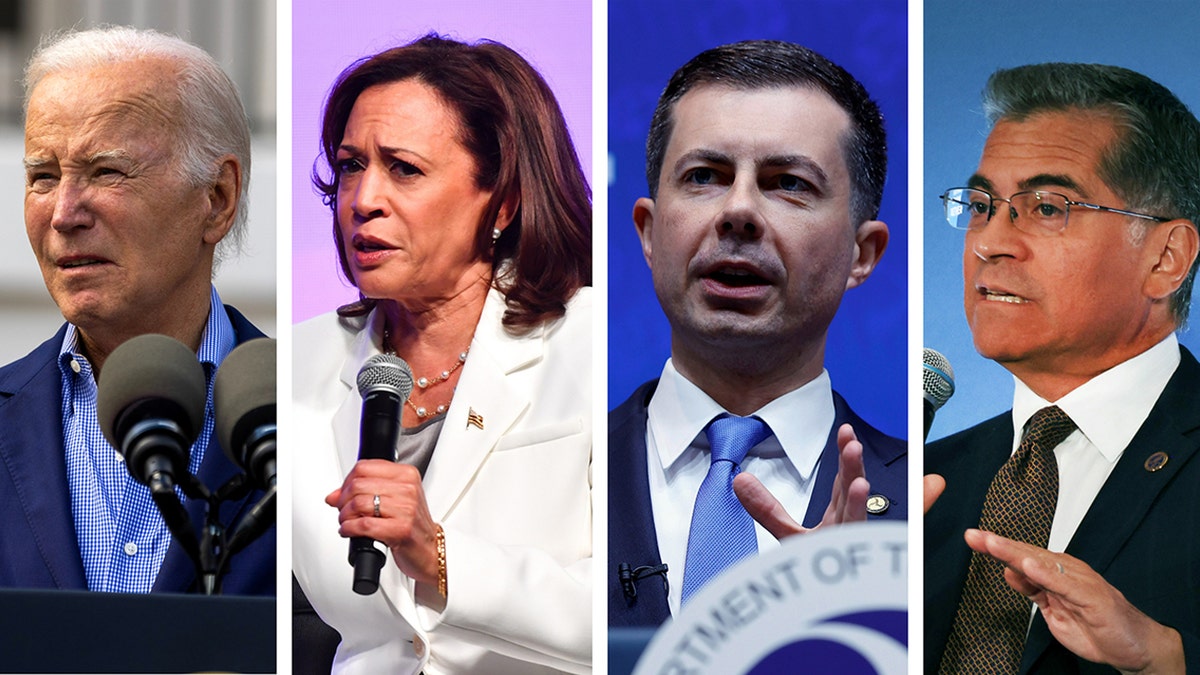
383, 324, 469, 419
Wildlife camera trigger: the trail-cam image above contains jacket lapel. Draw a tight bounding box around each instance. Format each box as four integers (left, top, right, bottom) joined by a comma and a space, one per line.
924, 413, 1013, 672
802, 392, 912, 527
423, 291, 540, 521
803, 426, 840, 529
607, 380, 671, 626
332, 316, 382, 477
0, 328, 87, 589
1067, 405, 1200, 569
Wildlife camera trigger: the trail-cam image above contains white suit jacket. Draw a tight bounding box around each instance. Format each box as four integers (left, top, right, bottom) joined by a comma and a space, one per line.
293, 288, 592, 674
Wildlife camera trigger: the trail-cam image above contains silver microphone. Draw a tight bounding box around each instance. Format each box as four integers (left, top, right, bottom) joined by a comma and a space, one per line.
923, 348, 955, 440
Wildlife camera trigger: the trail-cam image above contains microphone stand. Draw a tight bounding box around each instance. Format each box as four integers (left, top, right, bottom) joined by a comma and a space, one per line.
147, 471, 202, 580
176, 472, 223, 595
218, 478, 277, 577
150, 471, 275, 596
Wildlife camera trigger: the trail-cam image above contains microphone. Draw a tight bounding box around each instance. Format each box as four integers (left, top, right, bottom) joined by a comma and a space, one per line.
618, 563, 635, 599
215, 338, 277, 489
98, 334, 206, 493
922, 348, 955, 441
350, 353, 414, 595
617, 562, 670, 602
98, 334, 206, 567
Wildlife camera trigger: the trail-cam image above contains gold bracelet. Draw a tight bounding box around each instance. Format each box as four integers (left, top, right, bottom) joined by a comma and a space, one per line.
435, 524, 447, 598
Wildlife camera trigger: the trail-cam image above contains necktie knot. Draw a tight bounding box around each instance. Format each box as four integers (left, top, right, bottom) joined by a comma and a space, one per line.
705, 414, 770, 465
1023, 405, 1077, 450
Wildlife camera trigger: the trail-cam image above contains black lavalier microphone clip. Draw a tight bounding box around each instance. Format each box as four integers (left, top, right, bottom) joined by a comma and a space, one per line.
618, 562, 669, 601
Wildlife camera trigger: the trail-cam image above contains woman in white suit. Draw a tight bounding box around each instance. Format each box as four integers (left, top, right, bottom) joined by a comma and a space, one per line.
293, 35, 592, 674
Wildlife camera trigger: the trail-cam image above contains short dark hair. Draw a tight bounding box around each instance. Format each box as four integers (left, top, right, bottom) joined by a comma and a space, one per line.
645, 40, 887, 225
315, 34, 591, 333
984, 63, 1200, 325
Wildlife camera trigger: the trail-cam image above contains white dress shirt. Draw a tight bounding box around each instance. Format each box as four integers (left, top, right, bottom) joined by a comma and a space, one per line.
1010, 334, 1180, 553
645, 359, 834, 616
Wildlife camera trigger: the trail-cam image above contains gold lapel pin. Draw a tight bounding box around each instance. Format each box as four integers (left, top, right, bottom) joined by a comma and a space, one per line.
467, 407, 484, 430
1144, 451, 1169, 472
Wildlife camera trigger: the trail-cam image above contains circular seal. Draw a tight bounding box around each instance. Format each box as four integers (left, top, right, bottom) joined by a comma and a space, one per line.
632, 522, 907, 675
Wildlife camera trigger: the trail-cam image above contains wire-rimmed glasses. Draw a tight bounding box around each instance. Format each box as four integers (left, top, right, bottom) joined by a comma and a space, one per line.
940, 187, 1170, 235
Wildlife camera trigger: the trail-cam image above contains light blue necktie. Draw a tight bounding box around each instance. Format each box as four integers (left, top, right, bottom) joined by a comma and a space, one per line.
681, 414, 772, 605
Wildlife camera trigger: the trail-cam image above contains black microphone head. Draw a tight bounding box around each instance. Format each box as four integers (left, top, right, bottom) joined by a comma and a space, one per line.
215, 338, 276, 475
922, 348, 956, 412
98, 334, 207, 451
356, 353, 414, 402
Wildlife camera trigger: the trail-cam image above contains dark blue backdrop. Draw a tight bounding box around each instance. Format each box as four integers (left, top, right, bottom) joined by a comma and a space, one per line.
607, 0, 909, 438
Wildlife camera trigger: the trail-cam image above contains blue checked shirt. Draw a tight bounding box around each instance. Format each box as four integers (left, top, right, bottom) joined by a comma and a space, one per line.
60, 287, 236, 593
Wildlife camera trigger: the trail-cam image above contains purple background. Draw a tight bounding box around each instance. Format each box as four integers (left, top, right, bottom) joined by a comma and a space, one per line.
291, 0, 593, 322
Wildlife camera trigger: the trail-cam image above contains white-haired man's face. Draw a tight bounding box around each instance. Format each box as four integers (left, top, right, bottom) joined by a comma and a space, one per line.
23, 57, 236, 341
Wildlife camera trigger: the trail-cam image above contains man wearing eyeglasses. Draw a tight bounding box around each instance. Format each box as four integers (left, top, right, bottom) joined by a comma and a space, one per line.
926, 63, 1200, 674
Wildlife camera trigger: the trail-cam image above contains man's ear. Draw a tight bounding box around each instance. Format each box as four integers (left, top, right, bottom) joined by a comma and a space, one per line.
1143, 219, 1199, 302
633, 197, 657, 269
846, 220, 889, 289
202, 156, 241, 245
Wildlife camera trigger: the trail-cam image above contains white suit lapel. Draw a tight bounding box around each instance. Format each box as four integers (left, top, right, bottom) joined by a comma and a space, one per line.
423, 290, 543, 521
332, 311, 387, 477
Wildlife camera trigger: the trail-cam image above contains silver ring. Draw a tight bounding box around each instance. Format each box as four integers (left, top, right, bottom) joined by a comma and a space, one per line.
373, 494, 381, 518
1056, 562, 1065, 575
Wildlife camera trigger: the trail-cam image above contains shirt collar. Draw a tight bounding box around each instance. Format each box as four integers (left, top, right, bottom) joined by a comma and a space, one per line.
1012, 333, 1180, 461
197, 287, 237, 376
647, 359, 834, 479
57, 286, 235, 379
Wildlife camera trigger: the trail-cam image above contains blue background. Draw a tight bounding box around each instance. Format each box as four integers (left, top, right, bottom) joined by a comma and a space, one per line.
925, 0, 1200, 440
607, 0, 909, 438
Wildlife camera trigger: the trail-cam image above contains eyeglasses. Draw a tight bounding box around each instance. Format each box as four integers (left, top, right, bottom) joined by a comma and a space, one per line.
939, 187, 1170, 235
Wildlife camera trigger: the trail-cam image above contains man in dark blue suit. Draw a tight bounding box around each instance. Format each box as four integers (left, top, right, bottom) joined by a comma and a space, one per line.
926, 63, 1200, 674
608, 41, 906, 627
0, 27, 273, 596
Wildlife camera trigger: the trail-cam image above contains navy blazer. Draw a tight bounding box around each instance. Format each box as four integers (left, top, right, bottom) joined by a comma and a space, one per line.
0, 305, 275, 595
607, 378, 908, 627
925, 346, 1200, 674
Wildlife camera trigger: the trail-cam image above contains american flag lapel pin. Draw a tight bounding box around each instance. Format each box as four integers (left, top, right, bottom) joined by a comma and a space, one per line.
467, 407, 484, 430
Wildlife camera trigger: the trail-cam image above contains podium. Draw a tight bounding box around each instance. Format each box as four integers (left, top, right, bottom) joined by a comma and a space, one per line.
0, 588, 275, 673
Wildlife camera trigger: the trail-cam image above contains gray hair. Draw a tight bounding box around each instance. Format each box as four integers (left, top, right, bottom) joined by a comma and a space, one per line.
24, 26, 251, 263
983, 63, 1200, 325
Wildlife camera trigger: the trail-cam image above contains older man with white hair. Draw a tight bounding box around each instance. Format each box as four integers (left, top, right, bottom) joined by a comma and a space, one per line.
0, 26, 273, 595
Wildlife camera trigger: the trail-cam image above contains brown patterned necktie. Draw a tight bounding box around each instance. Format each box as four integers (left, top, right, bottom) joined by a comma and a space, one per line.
938, 405, 1077, 675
